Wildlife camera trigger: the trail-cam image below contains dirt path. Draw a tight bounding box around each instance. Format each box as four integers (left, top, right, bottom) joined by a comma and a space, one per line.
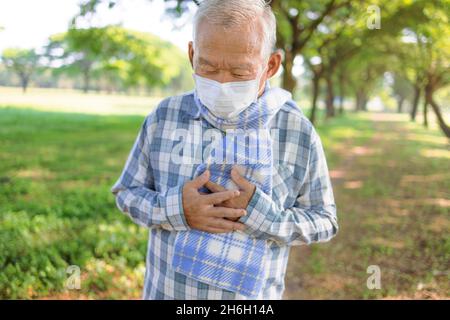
284, 112, 450, 299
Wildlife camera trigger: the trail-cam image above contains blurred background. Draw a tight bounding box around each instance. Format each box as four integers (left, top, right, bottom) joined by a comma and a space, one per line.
0, 0, 448, 299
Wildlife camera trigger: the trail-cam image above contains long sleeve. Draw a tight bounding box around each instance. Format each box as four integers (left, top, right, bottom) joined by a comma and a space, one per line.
110, 112, 189, 231
240, 128, 338, 246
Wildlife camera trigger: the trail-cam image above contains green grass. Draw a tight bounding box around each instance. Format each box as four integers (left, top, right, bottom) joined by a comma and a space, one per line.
0, 107, 148, 299
285, 112, 450, 299
0, 104, 448, 299
0, 86, 162, 116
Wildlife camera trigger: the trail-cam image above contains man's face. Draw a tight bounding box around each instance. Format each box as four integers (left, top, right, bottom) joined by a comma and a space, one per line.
188, 18, 281, 97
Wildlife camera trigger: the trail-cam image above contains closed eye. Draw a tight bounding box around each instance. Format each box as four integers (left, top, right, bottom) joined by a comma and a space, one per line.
232, 74, 253, 80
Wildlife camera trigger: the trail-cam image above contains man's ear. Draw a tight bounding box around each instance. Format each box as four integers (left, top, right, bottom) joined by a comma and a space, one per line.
266, 50, 282, 78
188, 41, 194, 69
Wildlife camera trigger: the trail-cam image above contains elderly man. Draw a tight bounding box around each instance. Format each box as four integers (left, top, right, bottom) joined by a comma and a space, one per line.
111, 0, 338, 300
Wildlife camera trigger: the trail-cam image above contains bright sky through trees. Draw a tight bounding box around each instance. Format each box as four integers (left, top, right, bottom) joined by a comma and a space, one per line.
0, 0, 193, 53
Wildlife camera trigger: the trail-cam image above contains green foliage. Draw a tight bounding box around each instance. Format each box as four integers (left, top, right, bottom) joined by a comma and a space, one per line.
1, 48, 38, 69
0, 107, 148, 299
1, 48, 40, 91
45, 26, 192, 92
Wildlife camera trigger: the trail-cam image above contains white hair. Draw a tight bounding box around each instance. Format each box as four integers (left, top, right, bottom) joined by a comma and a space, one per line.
192, 0, 277, 59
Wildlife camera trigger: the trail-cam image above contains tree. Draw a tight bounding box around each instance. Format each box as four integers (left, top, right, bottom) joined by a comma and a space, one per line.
72, 0, 354, 94
17, 0, 449, 137
45, 26, 190, 93
314, 14, 359, 118
1, 48, 40, 93
270, 0, 352, 93
46, 28, 105, 93
304, 57, 324, 124
367, 1, 444, 125
411, 1, 450, 137
391, 74, 413, 113
345, 49, 387, 112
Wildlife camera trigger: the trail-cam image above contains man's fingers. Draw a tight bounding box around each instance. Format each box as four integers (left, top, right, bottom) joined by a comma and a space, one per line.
189, 170, 210, 189
231, 167, 253, 190
205, 181, 226, 193
208, 218, 246, 232
203, 189, 239, 205
209, 207, 246, 219
202, 226, 232, 234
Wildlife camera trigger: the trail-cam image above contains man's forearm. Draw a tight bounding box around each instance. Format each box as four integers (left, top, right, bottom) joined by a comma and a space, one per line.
240, 186, 338, 246
114, 185, 189, 231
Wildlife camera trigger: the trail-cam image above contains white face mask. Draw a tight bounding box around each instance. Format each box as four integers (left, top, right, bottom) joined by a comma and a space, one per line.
193, 68, 266, 119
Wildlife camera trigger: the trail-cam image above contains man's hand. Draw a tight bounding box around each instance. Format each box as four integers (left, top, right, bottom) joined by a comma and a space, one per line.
205, 167, 256, 222
182, 170, 247, 233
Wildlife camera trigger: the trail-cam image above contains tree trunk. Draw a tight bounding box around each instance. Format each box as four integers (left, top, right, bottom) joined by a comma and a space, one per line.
425, 86, 450, 138
21, 78, 29, 93
281, 50, 297, 93
410, 85, 421, 121
355, 89, 367, 111
82, 70, 90, 93
81, 61, 93, 94
309, 75, 320, 125
355, 92, 361, 111
397, 97, 404, 113
325, 72, 335, 118
361, 97, 368, 111
338, 78, 345, 115
423, 100, 428, 128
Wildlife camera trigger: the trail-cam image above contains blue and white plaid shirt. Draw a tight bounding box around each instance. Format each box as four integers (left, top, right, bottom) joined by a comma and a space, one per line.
111, 86, 338, 300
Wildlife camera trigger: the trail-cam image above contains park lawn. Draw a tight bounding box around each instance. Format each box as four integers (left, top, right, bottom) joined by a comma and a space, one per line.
285, 112, 450, 299
0, 107, 148, 299
0, 86, 163, 116
0, 105, 448, 299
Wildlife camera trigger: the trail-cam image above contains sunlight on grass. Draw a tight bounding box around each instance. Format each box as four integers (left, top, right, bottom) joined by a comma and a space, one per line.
428, 216, 450, 232
400, 173, 450, 186
405, 133, 449, 146
16, 168, 55, 180
368, 112, 408, 122
343, 180, 363, 189
328, 127, 359, 139
370, 237, 405, 249
350, 146, 380, 156
419, 148, 450, 159
0, 86, 163, 116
